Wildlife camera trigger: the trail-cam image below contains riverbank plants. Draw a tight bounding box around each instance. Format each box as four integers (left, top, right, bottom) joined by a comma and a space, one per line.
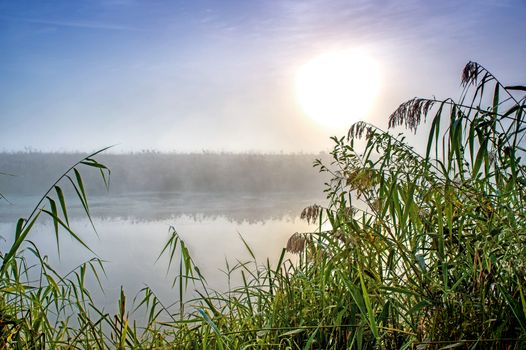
1, 61, 525, 348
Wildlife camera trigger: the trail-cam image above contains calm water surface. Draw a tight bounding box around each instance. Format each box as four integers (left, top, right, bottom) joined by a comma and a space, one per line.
0, 192, 321, 314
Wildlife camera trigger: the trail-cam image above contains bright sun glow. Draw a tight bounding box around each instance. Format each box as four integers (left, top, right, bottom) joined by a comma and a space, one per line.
295, 49, 380, 129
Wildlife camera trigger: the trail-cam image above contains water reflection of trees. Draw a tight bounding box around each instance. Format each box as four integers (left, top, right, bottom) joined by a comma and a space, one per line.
76, 193, 320, 224
0, 192, 324, 224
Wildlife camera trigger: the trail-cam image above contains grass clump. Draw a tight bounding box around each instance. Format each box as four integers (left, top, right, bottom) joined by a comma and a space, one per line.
1, 61, 525, 349
0, 148, 111, 348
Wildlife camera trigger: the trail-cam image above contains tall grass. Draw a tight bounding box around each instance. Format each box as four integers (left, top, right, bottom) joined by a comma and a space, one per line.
0, 148, 111, 348
1, 61, 525, 349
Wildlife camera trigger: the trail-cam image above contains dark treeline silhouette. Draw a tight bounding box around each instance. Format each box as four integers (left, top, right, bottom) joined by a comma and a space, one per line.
0, 151, 328, 196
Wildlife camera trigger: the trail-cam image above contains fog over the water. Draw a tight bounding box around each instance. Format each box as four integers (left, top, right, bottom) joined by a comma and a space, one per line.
0, 152, 328, 312
0, 151, 327, 194
0, 151, 329, 222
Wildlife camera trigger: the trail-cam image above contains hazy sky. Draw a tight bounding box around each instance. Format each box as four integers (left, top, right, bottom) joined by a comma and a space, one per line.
1, 0, 525, 153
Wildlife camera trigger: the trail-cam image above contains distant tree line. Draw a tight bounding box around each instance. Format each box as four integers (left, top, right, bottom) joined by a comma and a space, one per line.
0, 151, 328, 196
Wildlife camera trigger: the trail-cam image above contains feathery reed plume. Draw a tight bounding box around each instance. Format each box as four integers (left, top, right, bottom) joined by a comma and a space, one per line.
461, 61, 481, 86
286, 232, 307, 254
348, 121, 374, 139
300, 204, 321, 224
388, 98, 435, 133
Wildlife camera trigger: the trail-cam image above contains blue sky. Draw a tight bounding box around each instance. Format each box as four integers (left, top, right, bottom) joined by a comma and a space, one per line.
1, 0, 525, 152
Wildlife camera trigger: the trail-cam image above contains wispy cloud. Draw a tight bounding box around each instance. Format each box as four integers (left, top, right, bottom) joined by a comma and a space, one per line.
0, 15, 140, 31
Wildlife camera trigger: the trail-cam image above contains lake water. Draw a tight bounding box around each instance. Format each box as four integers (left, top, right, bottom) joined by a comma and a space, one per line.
0, 191, 322, 315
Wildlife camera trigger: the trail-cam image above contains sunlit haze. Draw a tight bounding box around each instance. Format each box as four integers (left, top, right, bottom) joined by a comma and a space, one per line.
1, 1, 525, 152
296, 49, 380, 129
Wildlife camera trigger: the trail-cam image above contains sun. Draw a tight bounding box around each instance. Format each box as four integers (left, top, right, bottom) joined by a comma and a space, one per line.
295, 49, 380, 129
